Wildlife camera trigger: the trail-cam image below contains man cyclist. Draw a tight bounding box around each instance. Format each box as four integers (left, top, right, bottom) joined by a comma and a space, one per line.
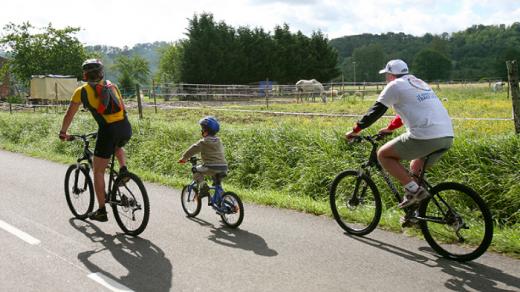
59, 59, 132, 222
346, 59, 454, 211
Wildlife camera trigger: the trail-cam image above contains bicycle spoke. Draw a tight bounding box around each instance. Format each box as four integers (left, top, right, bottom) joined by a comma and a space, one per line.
330, 171, 381, 235
65, 165, 94, 219
420, 183, 493, 261
111, 173, 150, 236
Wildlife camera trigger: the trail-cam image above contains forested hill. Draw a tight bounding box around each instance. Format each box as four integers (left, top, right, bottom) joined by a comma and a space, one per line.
85, 41, 170, 82
329, 22, 520, 81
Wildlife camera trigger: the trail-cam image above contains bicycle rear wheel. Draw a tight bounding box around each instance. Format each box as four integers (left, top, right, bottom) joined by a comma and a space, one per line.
111, 172, 150, 236
181, 184, 202, 217
64, 164, 94, 219
330, 170, 382, 235
219, 192, 244, 228
418, 182, 493, 261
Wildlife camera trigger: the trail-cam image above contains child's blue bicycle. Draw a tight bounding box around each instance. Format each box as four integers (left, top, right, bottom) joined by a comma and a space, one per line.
181, 157, 244, 228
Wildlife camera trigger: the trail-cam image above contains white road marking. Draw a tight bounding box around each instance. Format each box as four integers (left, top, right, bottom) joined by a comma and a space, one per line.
88, 273, 134, 292
0, 220, 41, 245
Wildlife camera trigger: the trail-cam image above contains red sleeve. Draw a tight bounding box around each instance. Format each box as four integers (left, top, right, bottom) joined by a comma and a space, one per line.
387, 115, 403, 130
353, 124, 362, 133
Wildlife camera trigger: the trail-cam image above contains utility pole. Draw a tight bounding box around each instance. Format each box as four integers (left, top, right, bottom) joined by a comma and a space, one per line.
353, 61, 356, 88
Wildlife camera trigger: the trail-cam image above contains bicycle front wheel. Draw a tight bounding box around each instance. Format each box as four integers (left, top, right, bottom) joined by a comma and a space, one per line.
111, 172, 150, 236
219, 192, 244, 228
64, 164, 94, 219
419, 182, 493, 262
329, 170, 382, 235
181, 184, 202, 217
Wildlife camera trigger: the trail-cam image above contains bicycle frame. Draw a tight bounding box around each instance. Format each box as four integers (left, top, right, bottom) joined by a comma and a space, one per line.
355, 135, 406, 204
70, 133, 119, 202
355, 135, 439, 203
187, 157, 225, 206
354, 135, 451, 223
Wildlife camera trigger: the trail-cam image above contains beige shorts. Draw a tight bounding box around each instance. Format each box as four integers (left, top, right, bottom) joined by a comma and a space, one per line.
386, 133, 454, 167
193, 165, 227, 183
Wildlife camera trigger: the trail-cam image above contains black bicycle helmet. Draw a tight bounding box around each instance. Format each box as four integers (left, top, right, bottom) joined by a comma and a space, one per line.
82, 59, 104, 72
199, 116, 220, 135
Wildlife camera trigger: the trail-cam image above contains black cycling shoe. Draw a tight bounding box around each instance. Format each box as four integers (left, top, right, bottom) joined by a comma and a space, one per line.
117, 166, 131, 187
198, 182, 210, 198
88, 208, 108, 222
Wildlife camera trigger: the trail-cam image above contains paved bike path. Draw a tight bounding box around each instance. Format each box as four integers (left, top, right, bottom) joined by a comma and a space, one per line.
0, 150, 519, 291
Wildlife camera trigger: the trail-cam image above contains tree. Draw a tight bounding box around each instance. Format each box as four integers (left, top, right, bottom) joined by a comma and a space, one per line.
413, 49, 452, 81
307, 31, 340, 82
112, 55, 150, 95
157, 42, 183, 83
351, 44, 387, 82
181, 13, 236, 84
0, 22, 88, 84
494, 47, 520, 80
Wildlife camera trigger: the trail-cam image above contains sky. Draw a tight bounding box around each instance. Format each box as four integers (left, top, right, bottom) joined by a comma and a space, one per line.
1, 0, 520, 48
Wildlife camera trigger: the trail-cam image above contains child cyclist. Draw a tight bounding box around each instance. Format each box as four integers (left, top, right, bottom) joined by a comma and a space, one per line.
178, 116, 228, 204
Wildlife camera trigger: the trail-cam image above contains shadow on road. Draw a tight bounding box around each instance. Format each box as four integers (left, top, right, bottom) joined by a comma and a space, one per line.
188, 217, 278, 257
349, 234, 520, 291
69, 219, 173, 292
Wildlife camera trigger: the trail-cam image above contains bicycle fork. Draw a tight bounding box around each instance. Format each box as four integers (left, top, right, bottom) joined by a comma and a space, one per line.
348, 171, 370, 208
73, 163, 88, 195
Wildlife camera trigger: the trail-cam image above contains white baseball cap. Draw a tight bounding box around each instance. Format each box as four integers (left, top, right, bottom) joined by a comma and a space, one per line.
379, 59, 409, 75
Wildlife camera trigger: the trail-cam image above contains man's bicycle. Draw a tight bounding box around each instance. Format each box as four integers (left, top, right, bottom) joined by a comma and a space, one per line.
64, 132, 150, 236
329, 134, 493, 261
180, 157, 244, 228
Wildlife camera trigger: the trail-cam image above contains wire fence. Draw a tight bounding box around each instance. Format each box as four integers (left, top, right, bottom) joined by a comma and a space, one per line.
135, 81, 387, 102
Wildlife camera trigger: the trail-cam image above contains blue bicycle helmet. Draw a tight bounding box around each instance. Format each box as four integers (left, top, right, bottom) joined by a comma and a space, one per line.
199, 116, 220, 135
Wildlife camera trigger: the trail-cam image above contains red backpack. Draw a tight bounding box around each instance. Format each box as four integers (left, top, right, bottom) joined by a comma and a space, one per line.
88, 80, 124, 114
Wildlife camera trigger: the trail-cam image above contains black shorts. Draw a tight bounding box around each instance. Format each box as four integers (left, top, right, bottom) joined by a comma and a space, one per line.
94, 118, 132, 159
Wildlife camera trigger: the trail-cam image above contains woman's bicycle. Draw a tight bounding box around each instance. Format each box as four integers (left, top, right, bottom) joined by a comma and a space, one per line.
64, 132, 150, 236
329, 134, 493, 261
180, 157, 244, 228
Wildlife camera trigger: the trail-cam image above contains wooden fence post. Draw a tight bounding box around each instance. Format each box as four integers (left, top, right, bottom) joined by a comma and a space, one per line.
265, 78, 269, 109
136, 83, 143, 119
506, 60, 520, 134
152, 79, 157, 114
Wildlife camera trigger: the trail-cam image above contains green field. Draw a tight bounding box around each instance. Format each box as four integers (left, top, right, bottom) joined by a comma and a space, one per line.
0, 86, 518, 257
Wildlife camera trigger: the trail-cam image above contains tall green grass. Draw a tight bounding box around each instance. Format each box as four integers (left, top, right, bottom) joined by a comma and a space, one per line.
0, 109, 518, 226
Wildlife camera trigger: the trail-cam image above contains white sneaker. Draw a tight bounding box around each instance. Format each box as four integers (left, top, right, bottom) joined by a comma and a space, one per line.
399, 187, 430, 209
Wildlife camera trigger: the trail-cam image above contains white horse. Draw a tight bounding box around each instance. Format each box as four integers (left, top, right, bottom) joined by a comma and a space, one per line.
295, 79, 325, 102
492, 81, 505, 92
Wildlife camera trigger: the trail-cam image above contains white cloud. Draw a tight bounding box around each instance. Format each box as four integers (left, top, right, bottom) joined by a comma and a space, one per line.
0, 0, 519, 47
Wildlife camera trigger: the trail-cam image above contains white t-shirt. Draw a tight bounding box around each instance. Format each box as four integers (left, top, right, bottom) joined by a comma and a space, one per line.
377, 75, 454, 139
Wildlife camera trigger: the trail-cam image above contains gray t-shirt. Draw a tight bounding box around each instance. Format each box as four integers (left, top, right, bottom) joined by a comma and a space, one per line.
181, 136, 228, 167
377, 75, 454, 139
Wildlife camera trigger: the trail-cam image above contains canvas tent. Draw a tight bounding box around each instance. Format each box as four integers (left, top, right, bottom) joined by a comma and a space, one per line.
30, 75, 78, 101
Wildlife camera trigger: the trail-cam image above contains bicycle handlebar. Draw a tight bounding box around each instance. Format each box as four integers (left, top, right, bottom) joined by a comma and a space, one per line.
348, 132, 390, 144
67, 132, 97, 142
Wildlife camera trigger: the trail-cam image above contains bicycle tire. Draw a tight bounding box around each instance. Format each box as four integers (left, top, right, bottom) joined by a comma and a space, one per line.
64, 164, 95, 219
219, 191, 244, 228
419, 182, 493, 262
111, 172, 150, 236
330, 170, 382, 236
181, 184, 202, 217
